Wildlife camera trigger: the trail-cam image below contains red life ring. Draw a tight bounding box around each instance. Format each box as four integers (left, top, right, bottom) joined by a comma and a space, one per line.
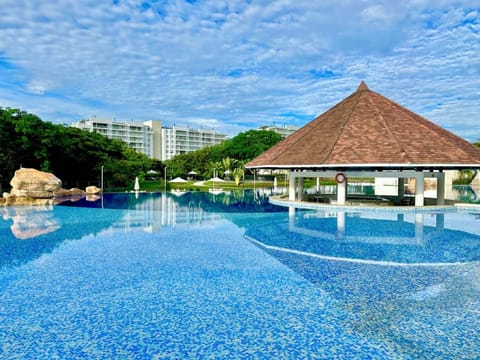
335, 173, 346, 184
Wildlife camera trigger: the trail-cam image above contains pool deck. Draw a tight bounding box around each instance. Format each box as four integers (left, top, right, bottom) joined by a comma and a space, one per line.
269, 196, 480, 213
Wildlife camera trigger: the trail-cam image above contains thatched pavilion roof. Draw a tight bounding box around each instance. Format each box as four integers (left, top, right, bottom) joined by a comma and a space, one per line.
246, 82, 480, 171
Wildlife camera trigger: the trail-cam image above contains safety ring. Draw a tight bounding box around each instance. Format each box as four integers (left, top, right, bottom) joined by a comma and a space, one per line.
335, 173, 346, 184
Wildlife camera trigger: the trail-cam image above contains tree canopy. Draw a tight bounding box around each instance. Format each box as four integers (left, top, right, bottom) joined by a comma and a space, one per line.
0, 107, 159, 191
164, 129, 282, 179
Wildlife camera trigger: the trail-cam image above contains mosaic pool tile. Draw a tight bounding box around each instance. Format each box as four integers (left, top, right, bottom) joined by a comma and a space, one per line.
0, 193, 479, 358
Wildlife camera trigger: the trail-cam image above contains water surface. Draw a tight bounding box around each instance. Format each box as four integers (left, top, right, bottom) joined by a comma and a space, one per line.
1, 192, 479, 359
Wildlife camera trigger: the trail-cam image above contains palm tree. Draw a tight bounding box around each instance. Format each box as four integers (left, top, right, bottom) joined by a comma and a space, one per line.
205, 161, 222, 179
222, 157, 234, 180
232, 166, 244, 186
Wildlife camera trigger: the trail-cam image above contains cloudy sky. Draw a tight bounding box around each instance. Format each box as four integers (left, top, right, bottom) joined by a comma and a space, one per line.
0, 0, 479, 140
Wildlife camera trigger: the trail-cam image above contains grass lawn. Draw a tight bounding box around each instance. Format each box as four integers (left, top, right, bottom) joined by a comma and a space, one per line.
135, 177, 367, 192
139, 179, 276, 192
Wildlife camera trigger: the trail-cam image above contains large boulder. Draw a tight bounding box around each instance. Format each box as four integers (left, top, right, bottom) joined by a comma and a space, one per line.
10, 168, 62, 199
2, 168, 62, 206
86, 185, 102, 195
54, 188, 86, 205
54, 187, 86, 198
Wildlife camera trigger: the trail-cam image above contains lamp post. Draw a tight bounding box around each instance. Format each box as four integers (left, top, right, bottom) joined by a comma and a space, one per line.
164, 166, 167, 192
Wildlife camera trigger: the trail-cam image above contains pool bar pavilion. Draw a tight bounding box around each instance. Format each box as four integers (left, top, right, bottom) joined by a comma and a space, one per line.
247, 82, 480, 206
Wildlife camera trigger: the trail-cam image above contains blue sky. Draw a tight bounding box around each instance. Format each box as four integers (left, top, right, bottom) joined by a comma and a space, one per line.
0, 1, 479, 140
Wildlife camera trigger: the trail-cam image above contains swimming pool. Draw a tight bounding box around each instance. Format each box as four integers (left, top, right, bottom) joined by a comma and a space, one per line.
1, 191, 479, 358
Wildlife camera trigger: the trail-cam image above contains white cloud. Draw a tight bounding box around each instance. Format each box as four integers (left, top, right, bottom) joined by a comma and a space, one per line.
361, 4, 391, 23
0, 0, 478, 140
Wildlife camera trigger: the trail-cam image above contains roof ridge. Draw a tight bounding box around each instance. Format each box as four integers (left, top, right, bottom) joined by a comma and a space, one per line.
357, 81, 369, 91
321, 90, 366, 162
257, 89, 363, 165
388, 99, 480, 161
366, 91, 413, 163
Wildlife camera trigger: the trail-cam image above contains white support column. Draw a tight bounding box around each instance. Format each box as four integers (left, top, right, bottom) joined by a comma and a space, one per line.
298, 177, 304, 201
397, 178, 405, 200
337, 179, 347, 205
415, 173, 425, 207
289, 172, 296, 201
437, 172, 445, 205
316, 177, 320, 192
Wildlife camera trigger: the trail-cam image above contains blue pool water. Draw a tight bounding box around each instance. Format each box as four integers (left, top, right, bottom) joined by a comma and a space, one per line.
1, 191, 480, 359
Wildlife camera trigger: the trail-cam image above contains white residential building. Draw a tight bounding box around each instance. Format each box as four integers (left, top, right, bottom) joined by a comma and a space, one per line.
161, 125, 228, 160
72, 117, 159, 158
72, 117, 227, 161
258, 125, 299, 138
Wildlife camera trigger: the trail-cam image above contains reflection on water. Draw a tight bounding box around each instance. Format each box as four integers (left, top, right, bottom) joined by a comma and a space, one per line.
243, 208, 480, 358
0, 191, 285, 268
3, 206, 60, 240
1, 192, 480, 358
4, 192, 480, 266
246, 208, 480, 264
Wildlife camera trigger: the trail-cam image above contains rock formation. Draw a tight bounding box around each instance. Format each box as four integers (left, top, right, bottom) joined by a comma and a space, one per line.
54, 187, 86, 198
86, 185, 102, 195
2, 168, 62, 206
54, 187, 86, 205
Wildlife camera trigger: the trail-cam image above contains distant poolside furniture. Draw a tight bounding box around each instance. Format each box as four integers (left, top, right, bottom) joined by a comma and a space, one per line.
169, 177, 188, 183
312, 195, 331, 204
188, 171, 198, 180
208, 177, 225, 183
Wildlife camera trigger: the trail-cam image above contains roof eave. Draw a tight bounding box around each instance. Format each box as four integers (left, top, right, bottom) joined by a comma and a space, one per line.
246, 163, 480, 171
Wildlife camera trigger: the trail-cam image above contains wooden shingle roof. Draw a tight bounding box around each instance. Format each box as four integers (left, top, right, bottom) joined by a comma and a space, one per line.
247, 82, 480, 170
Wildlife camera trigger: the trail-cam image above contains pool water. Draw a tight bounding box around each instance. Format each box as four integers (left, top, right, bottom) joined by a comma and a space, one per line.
1, 192, 479, 359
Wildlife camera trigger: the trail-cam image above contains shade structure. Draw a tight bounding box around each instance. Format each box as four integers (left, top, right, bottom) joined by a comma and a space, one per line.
169, 177, 188, 183
246, 81, 480, 207
188, 171, 198, 175
246, 81, 480, 171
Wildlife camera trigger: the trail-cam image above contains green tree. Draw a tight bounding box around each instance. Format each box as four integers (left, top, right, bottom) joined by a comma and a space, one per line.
221, 130, 282, 161
0, 107, 154, 191
163, 129, 282, 183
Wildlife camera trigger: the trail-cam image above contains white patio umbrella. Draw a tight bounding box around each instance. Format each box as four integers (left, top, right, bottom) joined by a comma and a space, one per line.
188, 171, 198, 175
169, 177, 188, 183
208, 176, 226, 183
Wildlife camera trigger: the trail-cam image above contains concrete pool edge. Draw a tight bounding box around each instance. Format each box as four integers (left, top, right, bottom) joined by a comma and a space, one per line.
269, 196, 480, 213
